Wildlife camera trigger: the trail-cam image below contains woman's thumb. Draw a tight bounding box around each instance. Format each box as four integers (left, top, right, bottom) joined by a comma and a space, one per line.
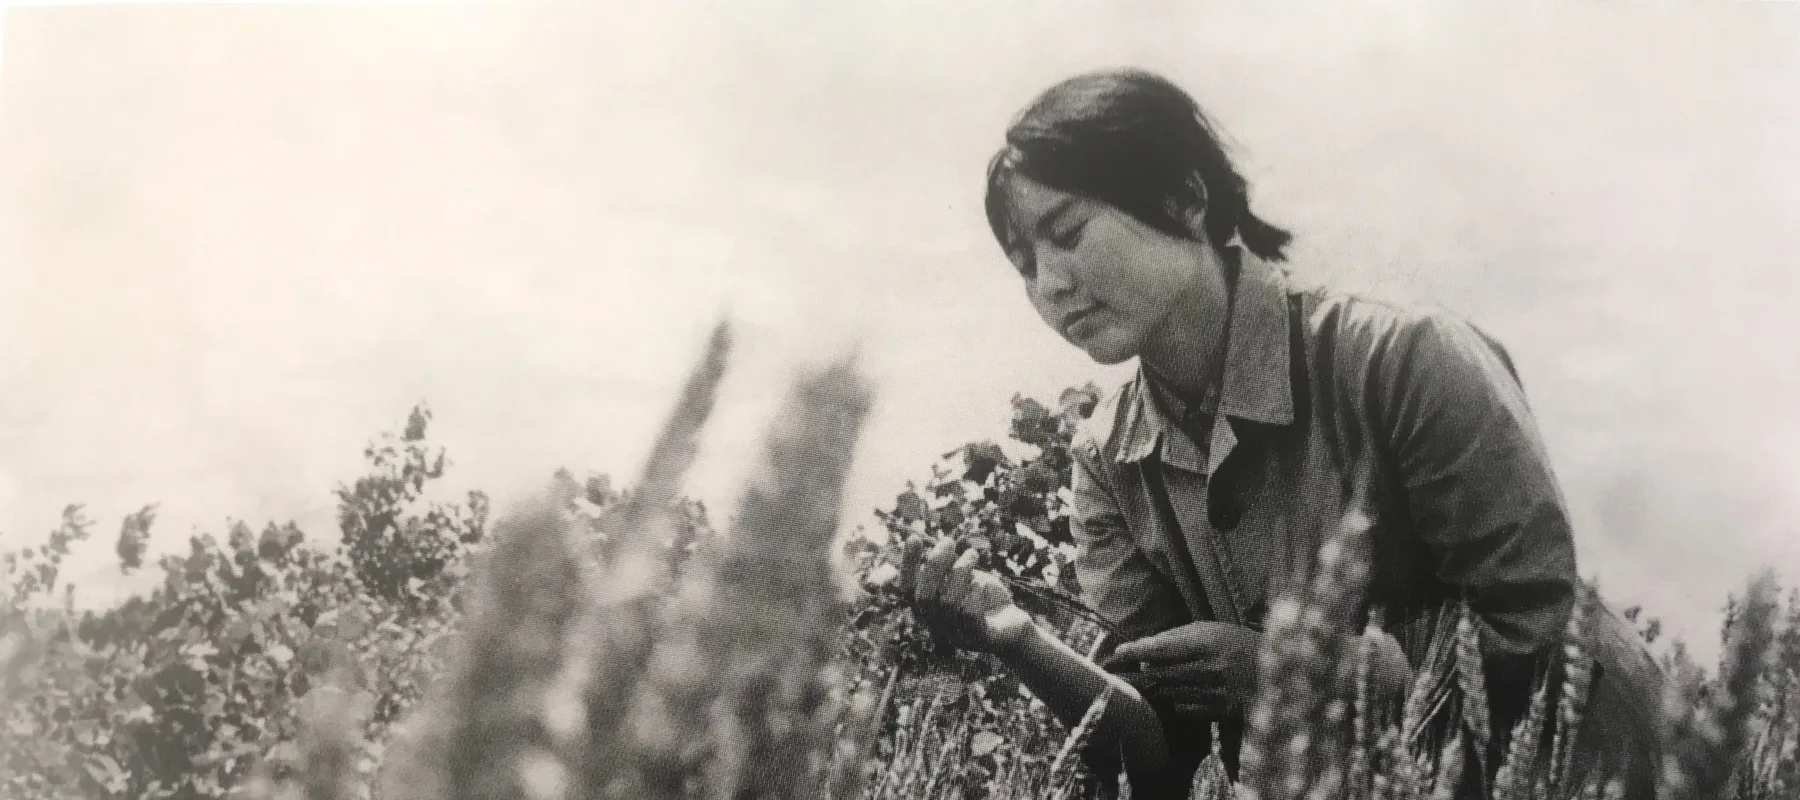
1109, 626, 1208, 665
898, 538, 928, 592
1106, 637, 1150, 665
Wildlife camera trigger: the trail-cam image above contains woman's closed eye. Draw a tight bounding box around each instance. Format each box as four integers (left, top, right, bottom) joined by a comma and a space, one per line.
1049, 218, 1089, 250
1008, 248, 1038, 279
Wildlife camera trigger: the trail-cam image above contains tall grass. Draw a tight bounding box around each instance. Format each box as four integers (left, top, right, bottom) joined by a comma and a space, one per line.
228, 323, 1786, 800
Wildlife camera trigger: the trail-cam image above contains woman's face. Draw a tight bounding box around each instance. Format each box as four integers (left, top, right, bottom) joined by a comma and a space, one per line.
1000, 176, 1219, 366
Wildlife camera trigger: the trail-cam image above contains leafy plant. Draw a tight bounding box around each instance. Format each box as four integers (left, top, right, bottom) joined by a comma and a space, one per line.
3, 342, 1795, 800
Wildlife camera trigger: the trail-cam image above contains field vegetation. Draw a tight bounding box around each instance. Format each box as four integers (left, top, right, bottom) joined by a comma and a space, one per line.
4, 323, 1795, 800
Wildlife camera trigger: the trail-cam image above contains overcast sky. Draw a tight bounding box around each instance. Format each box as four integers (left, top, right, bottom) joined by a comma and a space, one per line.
1, 1, 1796, 661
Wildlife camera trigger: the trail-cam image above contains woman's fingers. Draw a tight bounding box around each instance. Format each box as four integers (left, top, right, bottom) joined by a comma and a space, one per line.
898, 537, 928, 600
1108, 630, 1193, 665
1108, 622, 1225, 665
1365, 630, 1413, 698
1130, 662, 1229, 690
938, 548, 981, 610
1118, 664, 1239, 716
913, 537, 958, 610
967, 569, 1014, 612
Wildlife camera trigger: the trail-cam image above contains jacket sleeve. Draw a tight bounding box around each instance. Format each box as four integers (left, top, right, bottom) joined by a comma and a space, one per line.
1374, 310, 1579, 675
1069, 439, 1190, 644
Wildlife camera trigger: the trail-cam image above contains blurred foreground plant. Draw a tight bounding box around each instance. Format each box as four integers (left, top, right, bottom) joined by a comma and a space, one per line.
350, 320, 884, 800
1210, 495, 1785, 800
6, 343, 1795, 800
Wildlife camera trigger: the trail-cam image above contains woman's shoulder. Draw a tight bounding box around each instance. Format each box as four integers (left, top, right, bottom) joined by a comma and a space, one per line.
1294, 281, 1464, 336
1292, 283, 1518, 376
1289, 283, 1530, 421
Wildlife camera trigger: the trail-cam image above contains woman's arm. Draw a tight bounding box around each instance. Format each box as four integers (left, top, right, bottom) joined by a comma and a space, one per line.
1066, 439, 1193, 645
1067, 429, 1411, 716
998, 618, 1169, 780
1374, 311, 1580, 728
908, 538, 1169, 783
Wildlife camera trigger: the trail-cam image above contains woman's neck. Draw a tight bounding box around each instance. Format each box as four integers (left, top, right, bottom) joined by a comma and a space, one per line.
1139, 247, 1234, 400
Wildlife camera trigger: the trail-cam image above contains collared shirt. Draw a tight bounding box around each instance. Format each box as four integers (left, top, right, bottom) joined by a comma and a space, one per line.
1139, 371, 1217, 470
1068, 246, 1662, 794
1075, 245, 1308, 637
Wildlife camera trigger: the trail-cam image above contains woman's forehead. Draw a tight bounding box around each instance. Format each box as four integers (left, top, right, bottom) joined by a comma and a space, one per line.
1000, 178, 1080, 246
1002, 175, 1083, 226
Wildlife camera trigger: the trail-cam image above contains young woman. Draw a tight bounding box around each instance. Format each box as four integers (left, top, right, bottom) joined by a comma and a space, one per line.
903, 68, 1664, 799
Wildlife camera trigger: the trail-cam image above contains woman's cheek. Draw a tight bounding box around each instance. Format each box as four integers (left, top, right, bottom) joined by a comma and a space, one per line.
1026, 287, 1062, 332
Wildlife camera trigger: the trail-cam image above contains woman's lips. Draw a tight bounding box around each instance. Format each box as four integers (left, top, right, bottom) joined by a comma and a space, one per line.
1062, 305, 1102, 337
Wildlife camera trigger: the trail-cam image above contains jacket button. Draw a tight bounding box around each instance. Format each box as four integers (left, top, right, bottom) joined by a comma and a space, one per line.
1216, 507, 1241, 530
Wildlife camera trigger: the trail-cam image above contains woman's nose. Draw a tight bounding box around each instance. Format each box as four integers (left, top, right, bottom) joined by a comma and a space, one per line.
1035, 249, 1080, 299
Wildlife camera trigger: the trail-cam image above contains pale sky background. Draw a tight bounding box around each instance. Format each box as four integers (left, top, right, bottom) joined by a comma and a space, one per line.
1, 1, 1796, 663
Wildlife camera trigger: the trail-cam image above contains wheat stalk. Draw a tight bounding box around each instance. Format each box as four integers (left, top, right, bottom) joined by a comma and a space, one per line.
1658, 569, 1780, 800
1239, 502, 1376, 800
372, 484, 587, 800
1047, 684, 1116, 800
1548, 591, 1594, 796
621, 355, 872, 800
1492, 672, 1552, 800
563, 320, 734, 799
372, 318, 880, 800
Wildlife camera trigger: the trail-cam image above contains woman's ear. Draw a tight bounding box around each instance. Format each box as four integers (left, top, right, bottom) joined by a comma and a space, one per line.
1183, 206, 1209, 240
1181, 182, 1210, 240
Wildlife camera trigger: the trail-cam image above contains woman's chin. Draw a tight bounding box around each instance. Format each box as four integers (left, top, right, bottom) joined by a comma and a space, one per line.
1079, 338, 1138, 366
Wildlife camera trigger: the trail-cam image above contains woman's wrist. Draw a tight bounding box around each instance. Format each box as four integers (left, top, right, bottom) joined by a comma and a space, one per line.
987, 606, 1044, 660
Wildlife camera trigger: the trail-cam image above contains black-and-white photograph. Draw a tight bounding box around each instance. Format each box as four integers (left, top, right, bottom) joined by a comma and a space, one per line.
1, 3, 1796, 800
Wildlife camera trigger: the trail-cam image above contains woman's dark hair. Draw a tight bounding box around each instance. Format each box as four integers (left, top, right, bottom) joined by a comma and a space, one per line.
984, 68, 1293, 264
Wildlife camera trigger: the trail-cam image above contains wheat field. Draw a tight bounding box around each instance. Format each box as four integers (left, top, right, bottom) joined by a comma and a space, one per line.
2, 322, 1793, 800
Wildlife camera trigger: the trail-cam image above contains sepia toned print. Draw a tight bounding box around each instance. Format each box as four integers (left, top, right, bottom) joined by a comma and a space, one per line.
2, 4, 1796, 800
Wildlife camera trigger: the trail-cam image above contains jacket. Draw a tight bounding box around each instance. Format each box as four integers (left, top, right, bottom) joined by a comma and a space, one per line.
1069, 247, 1664, 798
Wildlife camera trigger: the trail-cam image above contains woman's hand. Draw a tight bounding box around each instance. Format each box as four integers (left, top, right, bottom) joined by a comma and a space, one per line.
1102, 621, 1414, 717
898, 537, 1174, 783
903, 537, 1036, 656
1103, 621, 1262, 717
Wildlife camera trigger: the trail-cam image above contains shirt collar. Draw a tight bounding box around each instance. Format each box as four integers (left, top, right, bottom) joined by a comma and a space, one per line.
1116, 245, 1296, 468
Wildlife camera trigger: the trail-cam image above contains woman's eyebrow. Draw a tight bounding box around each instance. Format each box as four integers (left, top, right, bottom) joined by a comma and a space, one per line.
1031, 197, 1078, 238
